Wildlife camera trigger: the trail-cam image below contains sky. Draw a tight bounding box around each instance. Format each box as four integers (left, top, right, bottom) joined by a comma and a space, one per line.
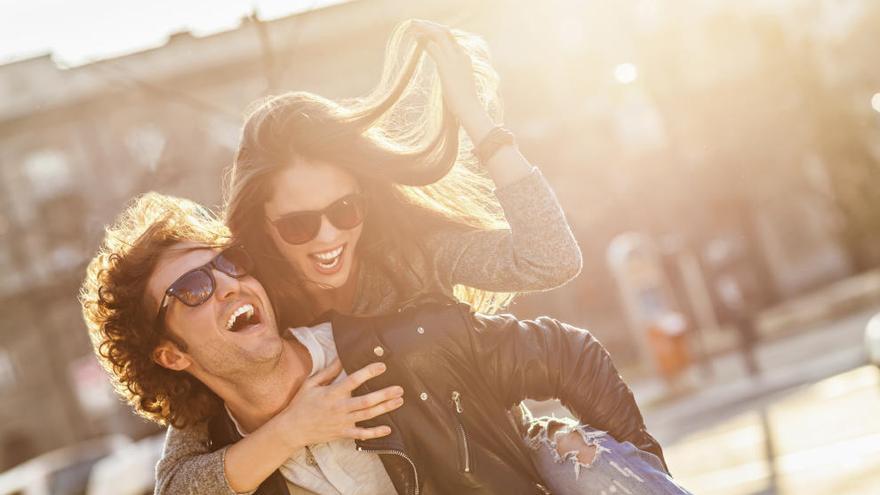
0, 0, 865, 69
0, 0, 345, 67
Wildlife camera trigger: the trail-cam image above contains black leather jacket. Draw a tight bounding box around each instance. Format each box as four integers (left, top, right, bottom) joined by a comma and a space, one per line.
209, 301, 665, 495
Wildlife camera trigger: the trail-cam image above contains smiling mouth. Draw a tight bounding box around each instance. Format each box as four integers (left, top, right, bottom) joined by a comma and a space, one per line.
225, 303, 263, 332
308, 244, 345, 271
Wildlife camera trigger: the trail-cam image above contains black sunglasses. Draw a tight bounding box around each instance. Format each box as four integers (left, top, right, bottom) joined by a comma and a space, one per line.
270, 193, 367, 245
154, 245, 254, 330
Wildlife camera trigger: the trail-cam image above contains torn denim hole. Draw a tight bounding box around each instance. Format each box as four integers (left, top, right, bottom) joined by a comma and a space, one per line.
527, 419, 682, 495
528, 422, 611, 480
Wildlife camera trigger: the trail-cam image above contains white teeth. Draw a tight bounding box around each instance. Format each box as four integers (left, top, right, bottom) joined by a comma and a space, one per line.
312, 246, 343, 261
318, 256, 341, 269
226, 303, 254, 331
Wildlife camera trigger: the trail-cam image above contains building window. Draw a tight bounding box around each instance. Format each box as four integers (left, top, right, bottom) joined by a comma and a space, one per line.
23, 150, 72, 199
0, 214, 18, 292
125, 124, 166, 171
0, 349, 17, 391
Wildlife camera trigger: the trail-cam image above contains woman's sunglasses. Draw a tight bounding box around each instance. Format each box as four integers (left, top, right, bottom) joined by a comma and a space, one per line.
270, 193, 367, 245
154, 245, 254, 329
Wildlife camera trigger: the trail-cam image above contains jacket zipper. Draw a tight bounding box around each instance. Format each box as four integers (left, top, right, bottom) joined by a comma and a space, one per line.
451, 390, 471, 473
357, 446, 420, 495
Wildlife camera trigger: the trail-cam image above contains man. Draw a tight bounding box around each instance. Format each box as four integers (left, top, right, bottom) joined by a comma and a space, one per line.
81, 192, 689, 494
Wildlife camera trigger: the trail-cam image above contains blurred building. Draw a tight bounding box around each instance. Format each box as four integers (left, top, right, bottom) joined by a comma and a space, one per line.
1, 0, 875, 466
0, 0, 471, 467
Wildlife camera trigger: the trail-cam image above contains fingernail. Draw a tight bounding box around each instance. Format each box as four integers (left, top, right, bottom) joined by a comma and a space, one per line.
377, 363, 386, 372
394, 386, 404, 395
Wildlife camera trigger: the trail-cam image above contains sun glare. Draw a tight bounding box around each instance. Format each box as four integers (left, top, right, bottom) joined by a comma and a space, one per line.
614, 63, 638, 84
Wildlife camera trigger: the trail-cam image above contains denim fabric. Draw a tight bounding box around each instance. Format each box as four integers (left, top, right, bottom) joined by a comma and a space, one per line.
527, 419, 693, 495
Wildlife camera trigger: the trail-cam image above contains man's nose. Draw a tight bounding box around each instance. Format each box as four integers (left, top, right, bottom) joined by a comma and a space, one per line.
213, 269, 242, 300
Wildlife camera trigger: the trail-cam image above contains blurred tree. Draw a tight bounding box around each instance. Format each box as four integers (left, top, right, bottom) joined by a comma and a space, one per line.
802, 2, 880, 270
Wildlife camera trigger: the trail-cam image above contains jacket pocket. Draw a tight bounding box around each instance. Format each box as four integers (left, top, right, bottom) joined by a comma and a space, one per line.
451, 390, 472, 473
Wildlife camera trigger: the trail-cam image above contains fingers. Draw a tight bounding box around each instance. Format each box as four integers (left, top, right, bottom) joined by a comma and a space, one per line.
422, 34, 466, 79
412, 20, 459, 50
347, 386, 404, 411
423, 40, 445, 65
351, 397, 405, 423
340, 362, 387, 392
307, 358, 343, 387
411, 19, 448, 37
346, 425, 393, 440
410, 19, 441, 39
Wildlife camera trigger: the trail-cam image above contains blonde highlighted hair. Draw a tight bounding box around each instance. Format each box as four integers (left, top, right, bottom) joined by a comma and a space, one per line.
225, 20, 514, 325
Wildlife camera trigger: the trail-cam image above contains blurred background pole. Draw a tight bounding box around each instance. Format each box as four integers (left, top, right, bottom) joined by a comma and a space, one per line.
250, 10, 280, 95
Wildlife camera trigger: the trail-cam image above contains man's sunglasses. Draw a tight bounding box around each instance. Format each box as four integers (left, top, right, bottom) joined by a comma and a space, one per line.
154, 245, 254, 330
270, 193, 367, 245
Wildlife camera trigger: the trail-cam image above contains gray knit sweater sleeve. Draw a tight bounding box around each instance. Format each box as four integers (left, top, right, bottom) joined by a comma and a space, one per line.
429, 167, 582, 292
155, 423, 253, 495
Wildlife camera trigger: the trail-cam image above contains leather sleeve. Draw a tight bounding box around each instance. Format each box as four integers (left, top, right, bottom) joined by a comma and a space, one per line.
466, 311, 668, 471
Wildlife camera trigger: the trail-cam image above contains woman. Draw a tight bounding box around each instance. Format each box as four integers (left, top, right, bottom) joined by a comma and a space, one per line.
224, 20, 581, 325
156, 20, 672, 495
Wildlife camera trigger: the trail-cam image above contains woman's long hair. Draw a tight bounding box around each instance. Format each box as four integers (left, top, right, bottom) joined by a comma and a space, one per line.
225, 20, 514, 326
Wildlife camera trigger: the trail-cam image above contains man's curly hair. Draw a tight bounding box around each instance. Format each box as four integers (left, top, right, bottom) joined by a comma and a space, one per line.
80, 192, 230, 427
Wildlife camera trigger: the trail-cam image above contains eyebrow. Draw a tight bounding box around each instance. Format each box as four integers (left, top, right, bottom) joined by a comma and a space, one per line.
161, 243, 227, 262
273, 191, 360, 220
155, 245, 218, 295
166, 243, 225, 254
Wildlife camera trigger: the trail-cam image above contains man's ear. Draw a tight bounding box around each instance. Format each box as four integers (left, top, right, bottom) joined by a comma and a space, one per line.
152, 340, 192, 371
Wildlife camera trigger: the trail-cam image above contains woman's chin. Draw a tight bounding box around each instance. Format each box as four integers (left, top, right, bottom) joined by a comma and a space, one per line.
306, 263, 351, 289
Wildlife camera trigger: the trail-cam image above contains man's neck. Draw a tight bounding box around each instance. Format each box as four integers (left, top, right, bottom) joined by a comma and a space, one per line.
221, 339, 312, 434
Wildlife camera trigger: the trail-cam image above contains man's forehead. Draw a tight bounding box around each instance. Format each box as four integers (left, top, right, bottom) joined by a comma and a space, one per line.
158, 241, 219, 270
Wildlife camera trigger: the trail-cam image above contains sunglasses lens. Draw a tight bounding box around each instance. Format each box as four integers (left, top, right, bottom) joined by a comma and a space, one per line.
275, 214, 322, 245
326, 195, 366, 230
169, 270, 214, 306
215, 245, 253, 277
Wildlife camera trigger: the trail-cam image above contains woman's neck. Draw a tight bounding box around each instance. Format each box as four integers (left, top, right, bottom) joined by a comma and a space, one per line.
311, 258, 360, 314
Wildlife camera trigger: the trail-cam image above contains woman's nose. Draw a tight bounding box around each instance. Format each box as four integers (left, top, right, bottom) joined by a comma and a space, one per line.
313, 214, 342, 243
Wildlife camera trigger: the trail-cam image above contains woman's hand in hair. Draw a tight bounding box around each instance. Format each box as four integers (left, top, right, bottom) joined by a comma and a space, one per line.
271, 359, 404, 450
411, 20, 495, 143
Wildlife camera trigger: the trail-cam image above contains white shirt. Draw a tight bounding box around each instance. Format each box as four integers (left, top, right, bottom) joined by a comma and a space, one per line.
226, 322, 397, 495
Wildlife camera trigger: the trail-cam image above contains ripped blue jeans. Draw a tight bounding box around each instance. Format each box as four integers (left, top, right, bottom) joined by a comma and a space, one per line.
526, 417, 693, 495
